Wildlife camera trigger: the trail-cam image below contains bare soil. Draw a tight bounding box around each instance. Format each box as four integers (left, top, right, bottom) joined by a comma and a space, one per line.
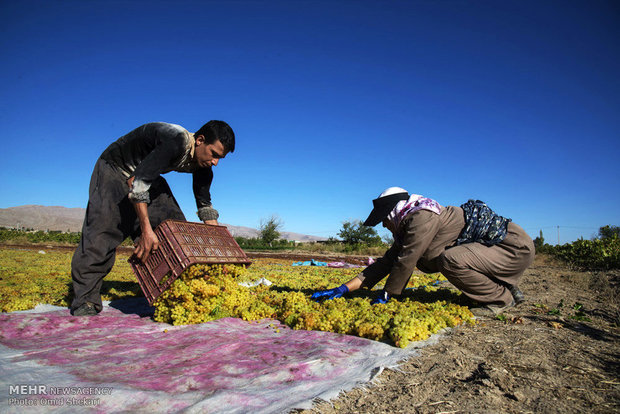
298, 254, 620, 414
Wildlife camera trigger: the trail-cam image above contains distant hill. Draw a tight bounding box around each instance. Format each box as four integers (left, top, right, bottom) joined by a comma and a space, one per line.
0, 205, 85, 233
0, 205, 326, 242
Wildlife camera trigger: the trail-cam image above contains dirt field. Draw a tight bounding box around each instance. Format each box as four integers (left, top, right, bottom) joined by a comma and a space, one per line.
299, 254, 620, 414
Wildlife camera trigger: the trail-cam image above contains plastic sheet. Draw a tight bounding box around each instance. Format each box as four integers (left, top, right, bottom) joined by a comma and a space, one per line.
0, 300, 444, 413
291, 259, 327, 267
291, 259, 363, 268
326, 261, 363, 268
237, 278, 273, 287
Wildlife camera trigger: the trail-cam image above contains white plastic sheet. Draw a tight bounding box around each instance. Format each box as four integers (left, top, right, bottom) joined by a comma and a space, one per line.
0, 301, 443, 413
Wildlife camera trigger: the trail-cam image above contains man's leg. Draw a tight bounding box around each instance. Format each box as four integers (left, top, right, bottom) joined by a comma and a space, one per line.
147, 177, 187, 225
71, 159, 130, 314
437, 223, 535, 307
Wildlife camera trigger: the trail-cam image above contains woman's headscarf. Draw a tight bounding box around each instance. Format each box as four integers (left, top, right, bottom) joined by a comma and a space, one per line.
387, 193, 442, 231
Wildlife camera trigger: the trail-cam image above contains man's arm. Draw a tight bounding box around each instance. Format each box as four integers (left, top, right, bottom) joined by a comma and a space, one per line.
133, 201, 160, 262
193, 168, 219, 225
127, 177, 159, 262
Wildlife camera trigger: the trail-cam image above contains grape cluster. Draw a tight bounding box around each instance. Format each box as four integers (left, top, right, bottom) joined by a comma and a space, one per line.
0, 248, 139, 312
153, 263, 474, 348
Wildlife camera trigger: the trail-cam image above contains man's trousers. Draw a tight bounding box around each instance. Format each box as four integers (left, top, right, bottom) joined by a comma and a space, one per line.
70, 158, 185, 313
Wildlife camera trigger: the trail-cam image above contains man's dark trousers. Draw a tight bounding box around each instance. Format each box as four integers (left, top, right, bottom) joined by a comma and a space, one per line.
71, 158, 185, 313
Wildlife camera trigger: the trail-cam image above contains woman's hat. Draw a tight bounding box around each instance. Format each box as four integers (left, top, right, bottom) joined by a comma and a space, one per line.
363, 187, 409, 227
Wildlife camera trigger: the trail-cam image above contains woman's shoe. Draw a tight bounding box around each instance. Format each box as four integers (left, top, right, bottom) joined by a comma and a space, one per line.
509, 286, 525, 304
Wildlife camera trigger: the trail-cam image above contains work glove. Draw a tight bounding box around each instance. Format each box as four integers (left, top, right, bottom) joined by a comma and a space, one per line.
371, 290, 390, 305
311, 284, 349, 301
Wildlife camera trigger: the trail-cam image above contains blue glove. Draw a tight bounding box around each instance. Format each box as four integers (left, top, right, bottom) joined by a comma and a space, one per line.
311, 284, 349, 301
371, 290, 390, 305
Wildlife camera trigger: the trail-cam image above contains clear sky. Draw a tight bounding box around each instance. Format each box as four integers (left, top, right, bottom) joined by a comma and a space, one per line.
1, 0, 618, 244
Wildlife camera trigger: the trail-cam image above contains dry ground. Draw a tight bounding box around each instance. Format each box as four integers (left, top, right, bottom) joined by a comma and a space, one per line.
299, 254, 620, 414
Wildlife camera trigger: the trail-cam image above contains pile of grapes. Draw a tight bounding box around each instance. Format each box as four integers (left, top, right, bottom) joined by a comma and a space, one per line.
154, 263, 475, 348
0, 249, 140, 312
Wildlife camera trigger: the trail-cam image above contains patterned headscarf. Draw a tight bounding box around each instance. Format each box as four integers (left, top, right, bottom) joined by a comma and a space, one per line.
387, 194, 442, 231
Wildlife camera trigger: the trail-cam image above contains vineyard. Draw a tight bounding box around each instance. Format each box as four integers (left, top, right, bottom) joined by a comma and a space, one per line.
541, 237, 620, 270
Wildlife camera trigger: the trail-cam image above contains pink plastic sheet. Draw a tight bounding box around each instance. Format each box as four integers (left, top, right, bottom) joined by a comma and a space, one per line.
0, 303, 434, 413
326, 261, 362, 268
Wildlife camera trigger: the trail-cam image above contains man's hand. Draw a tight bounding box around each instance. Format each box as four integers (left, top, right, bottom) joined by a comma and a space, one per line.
132, 200, 157, 263
311, 284, 349, 301
135, 227, 159, 263
204, 220, 218, 226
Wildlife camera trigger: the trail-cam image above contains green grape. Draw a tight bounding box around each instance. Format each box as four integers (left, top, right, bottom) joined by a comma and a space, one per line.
141, 260, 475, 348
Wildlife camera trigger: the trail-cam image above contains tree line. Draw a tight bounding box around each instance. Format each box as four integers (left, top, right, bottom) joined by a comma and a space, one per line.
3, 221, 617, 270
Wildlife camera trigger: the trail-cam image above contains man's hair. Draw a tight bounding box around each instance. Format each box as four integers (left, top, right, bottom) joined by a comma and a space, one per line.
196, 120, 235, 153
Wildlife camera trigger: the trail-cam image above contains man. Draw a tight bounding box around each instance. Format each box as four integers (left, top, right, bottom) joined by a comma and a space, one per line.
71, 121, 235, 316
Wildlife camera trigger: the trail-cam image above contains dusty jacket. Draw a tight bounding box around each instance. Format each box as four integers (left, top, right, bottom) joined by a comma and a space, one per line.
358, 206, 465, 295
100, 122, 217, 221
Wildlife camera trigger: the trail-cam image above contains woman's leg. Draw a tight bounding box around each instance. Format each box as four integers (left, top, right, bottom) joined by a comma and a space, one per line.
437, 223, 534, 306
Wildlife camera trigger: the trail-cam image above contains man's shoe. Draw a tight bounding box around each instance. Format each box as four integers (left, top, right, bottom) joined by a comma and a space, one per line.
72, 302, 98, 316
470, 299, 515, 317
509, 286, 526, 304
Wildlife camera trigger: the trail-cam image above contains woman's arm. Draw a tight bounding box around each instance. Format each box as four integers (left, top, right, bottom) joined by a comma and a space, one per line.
357, 242, 400, 290
383, 210, 441, 295
311, 243, 398, 300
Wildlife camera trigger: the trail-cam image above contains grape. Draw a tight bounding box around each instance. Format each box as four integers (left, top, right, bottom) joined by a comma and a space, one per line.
153, 262, 475, 348
0, 248, 474, 348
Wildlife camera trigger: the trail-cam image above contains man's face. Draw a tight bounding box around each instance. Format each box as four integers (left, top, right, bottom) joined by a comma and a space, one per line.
194, 136, 226, 168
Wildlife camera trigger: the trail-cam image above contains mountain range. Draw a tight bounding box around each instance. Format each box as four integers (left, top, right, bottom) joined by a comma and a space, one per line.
0, 205, 327, 242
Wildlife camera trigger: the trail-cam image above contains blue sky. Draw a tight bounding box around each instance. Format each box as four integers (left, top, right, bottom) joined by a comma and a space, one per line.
1, 0, 618, 244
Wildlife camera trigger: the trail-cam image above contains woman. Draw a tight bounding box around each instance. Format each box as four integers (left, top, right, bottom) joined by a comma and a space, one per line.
312, 187, 535, 316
